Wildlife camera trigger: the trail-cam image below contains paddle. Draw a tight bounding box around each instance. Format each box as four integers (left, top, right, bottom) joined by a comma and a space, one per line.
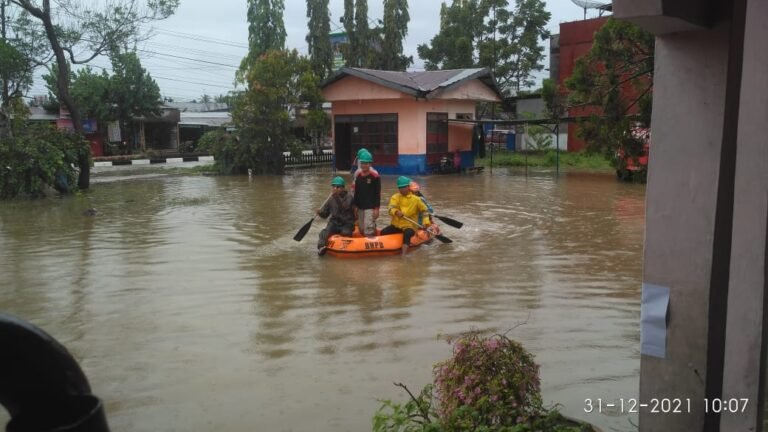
293, 193, 333, 242
415, 192, 463, 229
401, 215, 453, 244
433, 214, 463, 229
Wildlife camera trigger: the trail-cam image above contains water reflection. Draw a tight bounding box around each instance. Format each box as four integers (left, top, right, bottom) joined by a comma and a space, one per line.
0, 168, 645, 432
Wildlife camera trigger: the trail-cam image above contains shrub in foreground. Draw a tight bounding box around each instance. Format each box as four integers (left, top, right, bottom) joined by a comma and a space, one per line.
373, 331, 594, 432
0, 125, 87, 199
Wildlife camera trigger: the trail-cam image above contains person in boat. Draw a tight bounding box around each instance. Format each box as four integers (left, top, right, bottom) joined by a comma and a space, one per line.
352, 149, 381, 237
316, 176, 356, 256
408, 181, 440, 235
381, 176, 433, 255
350, 148, 379, 178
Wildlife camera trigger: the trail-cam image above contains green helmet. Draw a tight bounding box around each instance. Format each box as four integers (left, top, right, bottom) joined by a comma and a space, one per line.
331, 176, 345, 187
396, 176, 411, 188
358, 149, 373, 163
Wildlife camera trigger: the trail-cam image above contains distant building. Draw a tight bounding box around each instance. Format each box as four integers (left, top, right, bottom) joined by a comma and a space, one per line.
321, 67, 503, 175
551, 16, 610, 152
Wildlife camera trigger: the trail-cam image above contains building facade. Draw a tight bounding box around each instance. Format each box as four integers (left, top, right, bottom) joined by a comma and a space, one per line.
321, 68, 502, 175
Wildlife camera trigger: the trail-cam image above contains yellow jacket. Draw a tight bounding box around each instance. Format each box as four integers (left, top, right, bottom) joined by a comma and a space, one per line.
388, 192, 431, 230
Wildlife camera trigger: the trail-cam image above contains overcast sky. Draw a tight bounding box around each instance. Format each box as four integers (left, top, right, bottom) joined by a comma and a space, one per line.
26, 0, 607, 102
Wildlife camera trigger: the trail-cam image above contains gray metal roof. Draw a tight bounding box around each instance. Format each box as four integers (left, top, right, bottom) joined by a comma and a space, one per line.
321, 67, 503, 100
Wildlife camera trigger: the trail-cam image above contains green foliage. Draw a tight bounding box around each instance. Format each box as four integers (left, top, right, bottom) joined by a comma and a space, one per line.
0, 39, 33, 103
352, 0, 371, 67
226, 49, 323, 175
477, 150, 612, 171
417, 0, 549, 93
541, 78, 565, 120
417, 1, 484, 70
70, 67, 112, 125
341, 0, 355, 64
373, 332, 595, 432
305, 107, 330, 151
0, 124, 88, 199
109, 50, 163, 123
196, 129, 242, 174
524, 127, 551, 151
9, 0, 179, 189
506, 0, 551, 92
240, 0, 287, 77
306, 0, 333, 79
434, 332, 542, 427
380, 0, 412, 70
565, 18, 654, 160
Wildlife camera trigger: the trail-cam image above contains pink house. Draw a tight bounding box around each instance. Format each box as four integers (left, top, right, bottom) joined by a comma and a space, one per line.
321, 68, 503, 175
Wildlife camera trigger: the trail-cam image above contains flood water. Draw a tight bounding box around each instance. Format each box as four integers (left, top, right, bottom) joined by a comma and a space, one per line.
0, 167, 646, 432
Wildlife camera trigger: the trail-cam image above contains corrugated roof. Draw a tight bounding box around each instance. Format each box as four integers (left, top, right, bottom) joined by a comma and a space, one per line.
321, 67, 502, 100
179, 112, 232, 127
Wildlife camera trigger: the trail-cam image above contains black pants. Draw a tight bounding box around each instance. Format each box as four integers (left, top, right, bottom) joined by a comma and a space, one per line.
318, 222, 354, 249
380, 225, 416, 246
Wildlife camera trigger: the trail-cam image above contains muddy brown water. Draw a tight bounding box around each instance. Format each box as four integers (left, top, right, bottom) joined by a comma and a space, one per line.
0, 167, 646, 431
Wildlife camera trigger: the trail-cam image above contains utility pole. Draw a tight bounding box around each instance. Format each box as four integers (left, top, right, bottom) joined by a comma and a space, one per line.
490, 3, 497, 174
1, 0, 9, 107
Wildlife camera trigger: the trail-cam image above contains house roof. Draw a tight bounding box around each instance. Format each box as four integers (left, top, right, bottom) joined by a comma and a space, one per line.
321, 67, 504, 100
164, 101, 230, 113
179, 112, 232, 127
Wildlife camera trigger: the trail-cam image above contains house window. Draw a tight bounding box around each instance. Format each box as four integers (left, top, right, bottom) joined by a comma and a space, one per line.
427, 112, 448, 154
456, 113, 473, 120
341, 114, 398, 165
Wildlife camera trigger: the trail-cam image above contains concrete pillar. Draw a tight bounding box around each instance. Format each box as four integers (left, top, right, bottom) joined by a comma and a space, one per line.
721, 0, 768, 429
639, 25, 731, 431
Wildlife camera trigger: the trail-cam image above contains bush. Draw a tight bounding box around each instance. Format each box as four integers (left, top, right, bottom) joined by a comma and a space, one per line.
0, 124, 88, 199
196, 129, 244, 174
373, 331, 595, 432
434, 332, 542, 428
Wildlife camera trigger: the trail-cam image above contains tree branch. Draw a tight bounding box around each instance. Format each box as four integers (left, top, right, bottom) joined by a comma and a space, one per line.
394, 382, 432, 424
622, 84, 652, 117
9, 0, 44, 20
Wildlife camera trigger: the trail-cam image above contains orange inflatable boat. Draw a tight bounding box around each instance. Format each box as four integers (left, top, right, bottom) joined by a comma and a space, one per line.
325, 225, 439, 257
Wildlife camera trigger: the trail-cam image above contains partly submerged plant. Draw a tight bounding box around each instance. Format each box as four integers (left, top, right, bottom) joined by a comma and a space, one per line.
373, 331, 594, 432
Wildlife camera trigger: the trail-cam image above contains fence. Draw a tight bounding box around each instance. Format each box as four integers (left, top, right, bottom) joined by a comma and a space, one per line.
284, 150, 334, 168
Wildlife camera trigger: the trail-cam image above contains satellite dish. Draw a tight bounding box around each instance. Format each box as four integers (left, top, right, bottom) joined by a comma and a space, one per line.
570, 0, 612, 19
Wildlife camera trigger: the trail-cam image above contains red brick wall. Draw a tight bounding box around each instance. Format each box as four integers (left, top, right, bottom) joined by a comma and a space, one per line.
558, 17, 609, 152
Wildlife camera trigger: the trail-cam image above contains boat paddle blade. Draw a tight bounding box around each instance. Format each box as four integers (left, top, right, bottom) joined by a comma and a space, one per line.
435, 214, 463, 229
293, 218, 315, 242
435, 233, 453, 244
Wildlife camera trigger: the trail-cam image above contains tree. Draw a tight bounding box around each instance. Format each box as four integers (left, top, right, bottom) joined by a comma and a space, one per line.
0, 6, 49, 137
306, 0, 333, 79
480, 0, 550, 93
380, 0, 411, 70
43, 51, 163, 151
418, 0, 550, 94
109, 50, 163, 149
417, 0, 485, 70
541, 78, 565, 121
341, 0, 355, 65
69, 66, 112, 128
9, 0, 179, 190
240, 0, 286, 75
0, 41, 32, 137
351, 0, 370, 67
565, 18, 654, 159
226, 50, 324, 175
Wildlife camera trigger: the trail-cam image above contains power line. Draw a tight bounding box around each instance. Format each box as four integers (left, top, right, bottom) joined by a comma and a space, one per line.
135, 48, 240, 69
153, 28, 249, 49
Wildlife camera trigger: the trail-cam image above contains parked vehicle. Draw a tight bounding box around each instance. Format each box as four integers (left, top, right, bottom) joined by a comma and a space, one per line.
616, 127, 650, 181
485, 129, 514, 150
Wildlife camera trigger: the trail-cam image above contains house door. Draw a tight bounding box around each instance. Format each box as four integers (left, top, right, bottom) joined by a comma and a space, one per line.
334, 122, 352, 171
